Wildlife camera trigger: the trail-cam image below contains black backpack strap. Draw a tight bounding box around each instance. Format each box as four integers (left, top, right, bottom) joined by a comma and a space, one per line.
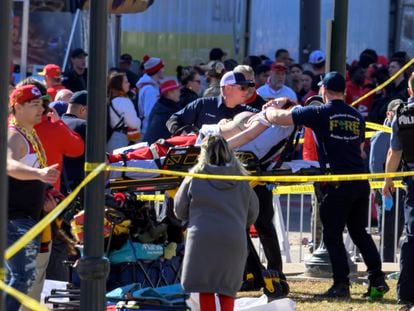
108, 100, 125, 131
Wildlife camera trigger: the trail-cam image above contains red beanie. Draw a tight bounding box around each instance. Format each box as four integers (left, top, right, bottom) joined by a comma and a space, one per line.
160, 79, 180, 96
143, 54, 164, 75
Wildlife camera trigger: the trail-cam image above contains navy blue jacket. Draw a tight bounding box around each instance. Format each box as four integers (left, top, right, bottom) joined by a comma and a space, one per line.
61, 113, 86, 191
143, 97, 181, 144
166, 96, 256, 134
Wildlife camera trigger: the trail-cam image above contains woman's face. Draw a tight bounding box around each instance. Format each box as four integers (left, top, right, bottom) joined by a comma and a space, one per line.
301, 74, 313, 91
169, 88, 181, 103
290, 66, 303, 81
187, 73, 201, 94
388, 61, 401, 77
122, 75, 130, 93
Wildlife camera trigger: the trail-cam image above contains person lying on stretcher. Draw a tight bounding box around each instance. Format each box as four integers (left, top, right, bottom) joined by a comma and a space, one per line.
107, 98, 297, 178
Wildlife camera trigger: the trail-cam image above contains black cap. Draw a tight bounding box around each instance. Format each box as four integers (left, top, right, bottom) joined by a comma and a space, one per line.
120, 53, 133, 64
70, 48, 88, 58
209, 48, 226, 61
318, 71, 346, 92
69, 90, 87, 106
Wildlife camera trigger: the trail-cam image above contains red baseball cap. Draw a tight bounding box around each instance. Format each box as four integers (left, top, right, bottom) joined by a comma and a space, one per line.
39, 64, 62, 78
271, 62, 288, 72
9, 84, 43, 107
160, 80, 180, 96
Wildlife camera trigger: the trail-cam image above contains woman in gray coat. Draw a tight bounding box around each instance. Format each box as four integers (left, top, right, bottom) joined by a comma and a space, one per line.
174, 135, 259, 311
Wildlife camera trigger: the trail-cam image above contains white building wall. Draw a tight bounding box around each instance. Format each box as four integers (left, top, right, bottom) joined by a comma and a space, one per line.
248, 0, 389, 63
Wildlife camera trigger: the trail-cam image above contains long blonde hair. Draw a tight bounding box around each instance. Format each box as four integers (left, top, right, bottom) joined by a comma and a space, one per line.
191, 134, 248, 175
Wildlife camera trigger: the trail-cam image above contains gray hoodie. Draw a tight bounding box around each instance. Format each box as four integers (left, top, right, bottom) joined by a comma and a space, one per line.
174, 164, 259, 297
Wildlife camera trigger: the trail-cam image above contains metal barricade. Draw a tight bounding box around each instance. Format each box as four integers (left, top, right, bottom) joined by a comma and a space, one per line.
256, 182, 404, 266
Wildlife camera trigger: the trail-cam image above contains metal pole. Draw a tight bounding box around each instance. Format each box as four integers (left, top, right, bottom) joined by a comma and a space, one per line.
76, 0, 110, 310
330, 0, 348, 75
299, 0, 321, 64
62, 9, 81, 72
114, 14, 122, 66
19, 0, 29, 80
0, 1, 12, 310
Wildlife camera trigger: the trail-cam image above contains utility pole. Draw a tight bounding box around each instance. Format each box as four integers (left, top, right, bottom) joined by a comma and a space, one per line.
0, 1, 12, 309
299, 0, 321, 64
330, 0, 348, 75
76, 0, 110, 310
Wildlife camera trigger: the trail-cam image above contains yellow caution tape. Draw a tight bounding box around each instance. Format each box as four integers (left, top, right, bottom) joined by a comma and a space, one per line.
365, 131, 376, 139
351, 58, 414, 107
5, 163, 106, 260
133, 181, 406, 198
0, 280, 48, 311
84, 161, 106, 172
0, 267, 5, 281
365, 122, 392, 133
104, 164, 414, 183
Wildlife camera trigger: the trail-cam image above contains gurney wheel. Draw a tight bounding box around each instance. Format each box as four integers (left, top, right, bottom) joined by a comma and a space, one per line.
263, 279, 284, 299
262, 269, 289, 299
280, 279, 290, 296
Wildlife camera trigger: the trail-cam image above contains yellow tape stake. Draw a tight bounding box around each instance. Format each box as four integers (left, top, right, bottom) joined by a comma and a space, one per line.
273, 184, 315, 195
5, 163, 106, 260
0, 280, 48, 311
352, 58, 414, 108
105, 165, 414, 183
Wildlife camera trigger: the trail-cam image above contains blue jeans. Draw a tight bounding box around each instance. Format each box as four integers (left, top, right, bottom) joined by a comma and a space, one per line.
6, 217, 40, 311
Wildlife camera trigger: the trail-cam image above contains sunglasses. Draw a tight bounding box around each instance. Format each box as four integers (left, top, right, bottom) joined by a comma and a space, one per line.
232, 84, 252, 92
192, 80, 201, 84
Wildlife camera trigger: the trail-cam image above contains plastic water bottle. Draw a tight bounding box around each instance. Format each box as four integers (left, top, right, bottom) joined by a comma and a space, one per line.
382, 195, 393, 211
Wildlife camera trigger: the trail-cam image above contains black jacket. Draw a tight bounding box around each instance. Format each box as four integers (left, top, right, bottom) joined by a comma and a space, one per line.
61, 114, 86, 191
166, 96, 256, 134
179, 87, 199, 109
62, 68, 88, 92
143, 97, 181, 144
245, 93, 266, 113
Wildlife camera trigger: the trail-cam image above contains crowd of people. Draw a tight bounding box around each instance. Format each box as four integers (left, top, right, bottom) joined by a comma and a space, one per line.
4, 44, 414, 311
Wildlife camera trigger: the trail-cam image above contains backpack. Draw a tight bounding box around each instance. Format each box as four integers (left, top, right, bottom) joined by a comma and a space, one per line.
107, 100, 125, 142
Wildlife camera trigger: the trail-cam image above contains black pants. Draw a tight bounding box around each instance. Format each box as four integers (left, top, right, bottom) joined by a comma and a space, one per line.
319, 180, 383, 284
398, 177, 414, 303
250, 185, 284, 275
46, 236, 69, 281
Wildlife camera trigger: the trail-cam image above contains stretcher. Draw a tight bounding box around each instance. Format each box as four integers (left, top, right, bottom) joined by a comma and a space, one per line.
93, 128, 322, 300
106, 130, 320, 193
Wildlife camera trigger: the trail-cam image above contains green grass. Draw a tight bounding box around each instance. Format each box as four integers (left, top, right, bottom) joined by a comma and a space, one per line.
238, 279, 401, 310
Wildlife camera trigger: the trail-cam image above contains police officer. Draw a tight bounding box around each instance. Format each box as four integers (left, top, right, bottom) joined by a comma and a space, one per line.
383, 73, 414, 309
255, 71, 388, 298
